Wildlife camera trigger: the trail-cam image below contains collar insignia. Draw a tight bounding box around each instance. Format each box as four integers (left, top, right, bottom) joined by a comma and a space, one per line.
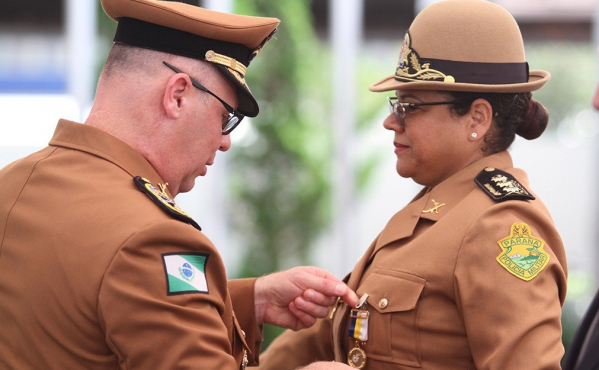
475, 167, 535, 202
134, 176, 201, 231
496, 222, 550, 281
422, 199, 445, 214
395, 31, 455, 84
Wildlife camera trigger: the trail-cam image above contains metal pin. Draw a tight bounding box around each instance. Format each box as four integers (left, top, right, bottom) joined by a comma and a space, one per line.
356, 293, 369, 309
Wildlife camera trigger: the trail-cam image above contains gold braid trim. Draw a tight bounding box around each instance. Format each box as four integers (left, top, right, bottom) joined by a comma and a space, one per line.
205, 50, 247, 77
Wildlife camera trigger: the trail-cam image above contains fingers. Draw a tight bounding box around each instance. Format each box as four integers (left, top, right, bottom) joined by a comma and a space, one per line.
287, 301, 316, 330
303, 289, 337, 307
297, 268, 349, 296
339, 286, 359, 307
296, 267, 359, 308
294, 295, 332, 318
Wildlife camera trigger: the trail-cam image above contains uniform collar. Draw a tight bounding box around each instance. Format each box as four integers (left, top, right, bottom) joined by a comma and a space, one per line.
49, 119, 168, 196
375, 151, 514, 250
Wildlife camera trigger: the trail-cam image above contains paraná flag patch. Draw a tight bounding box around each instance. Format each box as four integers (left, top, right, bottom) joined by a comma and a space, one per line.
162, 253, 209, 295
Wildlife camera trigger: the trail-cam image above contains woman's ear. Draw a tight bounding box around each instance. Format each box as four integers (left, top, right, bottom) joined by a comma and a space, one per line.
162, 74, 193, 120
467, 98, 493, 141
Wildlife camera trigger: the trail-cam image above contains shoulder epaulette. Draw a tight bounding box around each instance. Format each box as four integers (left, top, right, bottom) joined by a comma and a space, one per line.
474, 167, 535, 203
134, 176, 201, 231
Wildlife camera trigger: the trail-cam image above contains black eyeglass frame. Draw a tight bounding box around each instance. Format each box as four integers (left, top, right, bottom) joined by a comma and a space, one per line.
163, 61, 243, 135
387, 96, 459, 127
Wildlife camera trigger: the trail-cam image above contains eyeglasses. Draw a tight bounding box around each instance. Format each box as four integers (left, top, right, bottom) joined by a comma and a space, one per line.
163, 61, 243, 135
387, 96, 458, 127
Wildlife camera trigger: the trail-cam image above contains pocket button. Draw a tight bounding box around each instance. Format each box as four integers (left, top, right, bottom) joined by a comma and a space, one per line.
378, 298, 388, 309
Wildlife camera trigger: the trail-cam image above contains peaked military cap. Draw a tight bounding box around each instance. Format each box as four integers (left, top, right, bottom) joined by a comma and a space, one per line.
101, 0, 280, 117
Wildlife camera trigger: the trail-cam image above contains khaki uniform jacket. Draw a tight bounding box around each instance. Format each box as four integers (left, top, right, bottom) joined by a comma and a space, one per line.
0, 120, 260, 370
258, 151, 567, 370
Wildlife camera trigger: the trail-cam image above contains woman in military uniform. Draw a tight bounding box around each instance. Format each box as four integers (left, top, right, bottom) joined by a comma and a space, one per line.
256, 1, 567, 369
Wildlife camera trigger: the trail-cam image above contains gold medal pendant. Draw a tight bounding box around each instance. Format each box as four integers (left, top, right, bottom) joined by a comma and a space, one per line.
348, 341, 367, 369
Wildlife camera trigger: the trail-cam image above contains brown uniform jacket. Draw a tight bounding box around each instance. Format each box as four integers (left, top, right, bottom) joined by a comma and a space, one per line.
258, 151, 567, 370
0, 120, 260, 369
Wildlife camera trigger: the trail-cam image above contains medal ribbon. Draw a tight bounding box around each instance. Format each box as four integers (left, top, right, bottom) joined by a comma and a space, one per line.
348, 309, 369, 342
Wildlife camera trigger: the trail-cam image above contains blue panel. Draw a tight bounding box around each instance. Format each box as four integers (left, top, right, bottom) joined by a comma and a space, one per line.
0, 72, 66, 94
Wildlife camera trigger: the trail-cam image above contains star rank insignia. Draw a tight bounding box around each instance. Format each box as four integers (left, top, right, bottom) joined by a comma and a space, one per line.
474, 167, 535, 202
134, 176, 201, 231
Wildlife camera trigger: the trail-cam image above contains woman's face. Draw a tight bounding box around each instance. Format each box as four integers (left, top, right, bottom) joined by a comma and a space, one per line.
383, 89, 482, 187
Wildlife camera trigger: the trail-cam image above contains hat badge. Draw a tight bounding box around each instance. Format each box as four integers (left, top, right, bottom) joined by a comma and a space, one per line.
395, 32, 455, 84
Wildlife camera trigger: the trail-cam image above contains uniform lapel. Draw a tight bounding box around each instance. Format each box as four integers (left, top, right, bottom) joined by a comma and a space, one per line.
374, 188, 430, 253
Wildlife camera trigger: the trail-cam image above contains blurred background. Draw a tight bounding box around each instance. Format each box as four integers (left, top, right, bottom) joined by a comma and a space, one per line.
1, 0, 597, 356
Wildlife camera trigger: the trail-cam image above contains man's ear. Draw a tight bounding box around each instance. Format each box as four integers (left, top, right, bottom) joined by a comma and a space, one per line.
468, 98, 493, 139
162, 74, 193, 119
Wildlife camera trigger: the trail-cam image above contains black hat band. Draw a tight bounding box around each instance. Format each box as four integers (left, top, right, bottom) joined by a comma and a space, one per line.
114, 17, 252, 71
396, 58, 529, 85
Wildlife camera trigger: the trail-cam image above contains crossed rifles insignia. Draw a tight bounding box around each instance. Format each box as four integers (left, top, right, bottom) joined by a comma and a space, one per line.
422, 199, 445, 214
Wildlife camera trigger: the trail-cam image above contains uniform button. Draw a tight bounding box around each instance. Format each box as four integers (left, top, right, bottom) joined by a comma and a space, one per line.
378, 298, 388, 309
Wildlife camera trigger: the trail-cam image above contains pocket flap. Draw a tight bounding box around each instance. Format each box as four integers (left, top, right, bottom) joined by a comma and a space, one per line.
356, 268, 425, 313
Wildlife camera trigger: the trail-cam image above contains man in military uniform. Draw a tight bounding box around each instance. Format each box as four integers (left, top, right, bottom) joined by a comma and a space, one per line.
0, 1, 357, 369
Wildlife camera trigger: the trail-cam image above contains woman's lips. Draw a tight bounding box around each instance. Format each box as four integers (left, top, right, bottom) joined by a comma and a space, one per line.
394, 141, 409, 154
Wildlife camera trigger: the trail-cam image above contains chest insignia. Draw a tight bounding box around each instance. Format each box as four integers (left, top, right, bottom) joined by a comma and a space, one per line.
496, 222, 550, 281
475, 167, 535, 202
162, 252, 209, 295
134, 176, 201, 231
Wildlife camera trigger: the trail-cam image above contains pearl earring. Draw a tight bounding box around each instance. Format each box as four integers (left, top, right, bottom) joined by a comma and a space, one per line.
471, 133, 478, 139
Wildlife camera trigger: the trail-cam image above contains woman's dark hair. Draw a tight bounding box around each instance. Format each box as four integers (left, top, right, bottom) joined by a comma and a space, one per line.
442, 91, 549, 155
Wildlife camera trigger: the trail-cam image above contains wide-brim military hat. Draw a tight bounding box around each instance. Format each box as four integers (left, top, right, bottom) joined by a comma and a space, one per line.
370, 0, 550, 94
101, 0, 280, 117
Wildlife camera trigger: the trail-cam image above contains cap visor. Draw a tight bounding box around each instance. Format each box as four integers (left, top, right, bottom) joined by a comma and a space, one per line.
214, 64, 259, 117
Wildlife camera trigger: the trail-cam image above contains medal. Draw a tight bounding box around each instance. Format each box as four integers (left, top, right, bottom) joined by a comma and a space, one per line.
347, 294, 369, 369
240, 349, 248, 370
348, 342, 367, 369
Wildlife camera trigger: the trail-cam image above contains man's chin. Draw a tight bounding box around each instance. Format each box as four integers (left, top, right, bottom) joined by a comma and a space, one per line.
178, 179, 196, 194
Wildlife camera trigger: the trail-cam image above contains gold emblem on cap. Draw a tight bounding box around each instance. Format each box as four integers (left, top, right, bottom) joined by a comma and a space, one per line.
395, 32, 454, 83
204, 50, 247, 78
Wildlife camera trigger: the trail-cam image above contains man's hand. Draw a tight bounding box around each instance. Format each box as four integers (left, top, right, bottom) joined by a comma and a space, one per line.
254, 266, 358, 330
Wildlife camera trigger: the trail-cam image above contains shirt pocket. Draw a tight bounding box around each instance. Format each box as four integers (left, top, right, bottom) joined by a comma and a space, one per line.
356, 268, 425, 367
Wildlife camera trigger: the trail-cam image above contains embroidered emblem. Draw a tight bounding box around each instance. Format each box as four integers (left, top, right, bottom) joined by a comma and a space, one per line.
134, 176, 201, 231
475, 168, 535, 202
395, 31, 455, 83
162, 253, 209, 295
496, 223, 550, 281
422, 199, 445, 214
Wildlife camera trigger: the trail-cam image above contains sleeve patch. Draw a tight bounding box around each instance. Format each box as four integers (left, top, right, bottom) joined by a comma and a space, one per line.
134, 176, 201, 231
162, 252, 209, 295
496, 222, 550, 281
475, 167, 535, 202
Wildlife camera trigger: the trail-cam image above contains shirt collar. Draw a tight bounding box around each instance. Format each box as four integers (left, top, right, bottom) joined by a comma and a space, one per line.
49, 119, 167, 195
